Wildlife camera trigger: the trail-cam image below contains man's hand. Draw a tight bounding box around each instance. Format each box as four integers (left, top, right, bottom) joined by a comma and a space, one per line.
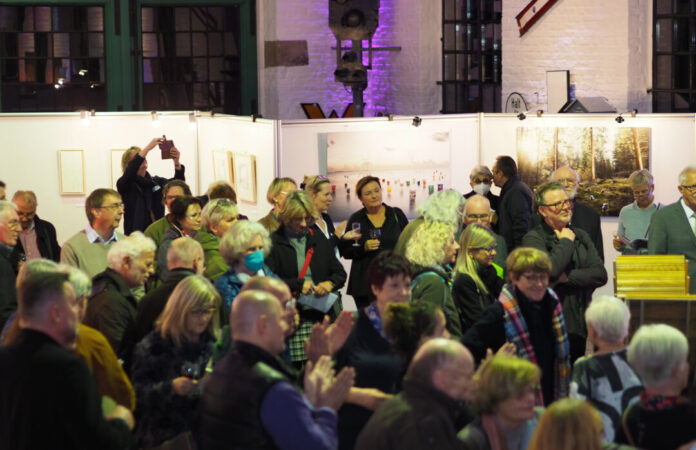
555, 227, 575, 242
106, 404, 135, 430
305, 311, 355, 363
345, 387, 393, 411
305, 356, 355, 411
613, 234, 629, 251
172, 377, 198, 396
327, 311, 354, 353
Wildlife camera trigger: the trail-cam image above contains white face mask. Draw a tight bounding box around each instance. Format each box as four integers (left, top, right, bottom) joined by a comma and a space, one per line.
473, 183, 491, 196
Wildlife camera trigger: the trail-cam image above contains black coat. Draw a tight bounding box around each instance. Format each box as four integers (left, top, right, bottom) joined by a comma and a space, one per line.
463, 189, 499, 211
10, 215, 61, 265
0, 244, 17, 330
266, 226, 347, 295
135, 268, 195, 341
452, 264, 504, 333
0, 329, 133, 449
117, 153, 185, 235
339, 204, 408, 301
531, 201, 604, 261
497, 175, 533, 250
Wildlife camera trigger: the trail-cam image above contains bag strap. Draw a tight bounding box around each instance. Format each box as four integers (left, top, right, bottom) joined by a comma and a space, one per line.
298, 247, 314, 279
621, 403, 637, 447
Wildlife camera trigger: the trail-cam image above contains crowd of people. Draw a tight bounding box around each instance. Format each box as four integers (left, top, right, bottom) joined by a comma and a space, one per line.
2, 142, 696, 450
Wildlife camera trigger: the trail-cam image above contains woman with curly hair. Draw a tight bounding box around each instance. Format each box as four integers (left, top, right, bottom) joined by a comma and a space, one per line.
405, 220, 463, 338
453, 223, 504, 332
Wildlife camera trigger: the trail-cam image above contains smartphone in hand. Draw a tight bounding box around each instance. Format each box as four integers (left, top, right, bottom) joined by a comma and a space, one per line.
158, 135, 174, 159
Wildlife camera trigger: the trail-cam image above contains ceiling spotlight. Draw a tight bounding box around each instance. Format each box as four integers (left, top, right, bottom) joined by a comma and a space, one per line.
412, 116, 422, 127
615, 114, 625, 124
517, 112, 526, 121
78, 69, 88, 76
151, 110, 160, 127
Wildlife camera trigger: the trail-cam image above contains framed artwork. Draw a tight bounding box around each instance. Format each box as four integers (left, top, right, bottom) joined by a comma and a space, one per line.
233, 153, 257, 203
58, 150, 85, 195
212, 151, 233, 184
111, 149, 126, 190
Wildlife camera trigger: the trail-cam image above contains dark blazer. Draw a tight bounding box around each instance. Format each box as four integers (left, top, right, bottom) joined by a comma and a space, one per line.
648, 200, 696, 293
117, 153, 185, 235
339, 204, 408, 301
135, 268, 195, 341
497, 175, 533, 251
266, 226, 347, 295
0, 329, 133, 449
531, 201, 604, 261
463, 189, 499, 211
312, 212, 341, 252
0, 244, 17, 330
10, 215, 61, 265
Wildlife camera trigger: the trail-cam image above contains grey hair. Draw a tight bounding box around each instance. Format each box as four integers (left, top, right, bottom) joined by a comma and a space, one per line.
628, 169, 653, 187
220, 220, 272, 266
106, 231, 156, 269
0, 200, 17, 220
415, 189, 464, 228
551, 165, 581, 182
628, 324, 688, 385
406, 338, 467, 387
15, 258, 59, 288
679, 164, 696, 185
585, 296, 630, 343
59, 264, 92, 298
469, 165, 493, 181
201, 198, 239, 229
167, 237, 204, 269
464, 194, 491, 215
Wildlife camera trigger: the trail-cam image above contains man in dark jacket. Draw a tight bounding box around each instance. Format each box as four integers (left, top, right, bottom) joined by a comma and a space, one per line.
0, 200, 20, 329
11, 190, 61, 264
117, 137, 186, 234
84, 232, 155, 372
355, 338, 474, 450
135, 236, 204, 340
0, 269, 134, 449
492, 156, 533, 250
522, 181, 607, 363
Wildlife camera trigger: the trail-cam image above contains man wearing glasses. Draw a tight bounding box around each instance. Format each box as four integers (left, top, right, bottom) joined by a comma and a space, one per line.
462, 194, 508, 269
10, 190, 61, 264
0, 200, 20, 329
61, 188, 126, 278
649, 164, 696, 293
523, 181, 607, 363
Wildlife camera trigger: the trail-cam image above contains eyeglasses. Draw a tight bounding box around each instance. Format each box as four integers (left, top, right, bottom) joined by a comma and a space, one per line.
6, 219, 20, 229
539, 199, 571, 211
466, 213, 490, 221
555, 177, 578, 186
186, 212, 202, 220
191, 308, 216, 317
520, 273, 550, 284
472, 178, 492, 184
16, 210, 36, 218
681, 184, 696, 194
99, 202, 124, 210
470, 245, 496, 253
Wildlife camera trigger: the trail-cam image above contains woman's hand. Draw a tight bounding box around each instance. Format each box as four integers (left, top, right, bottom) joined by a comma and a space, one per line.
364, 239, 380, 252
170, 146, 181, 168
301, 280, 315, 295
342, 230, 362, 241
334, 220, 347, 238
172, 377, 198, 396
314, 281, 333, 296
143, 137, 163, 153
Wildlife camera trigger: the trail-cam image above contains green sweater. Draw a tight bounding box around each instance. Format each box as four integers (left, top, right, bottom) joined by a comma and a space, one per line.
60, 230, 125, 278
195, 230, 229, 281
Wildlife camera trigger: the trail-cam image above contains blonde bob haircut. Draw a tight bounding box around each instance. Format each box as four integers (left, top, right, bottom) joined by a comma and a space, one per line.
506, 247, 551, 279
528, 398, 603, 450
473, 354, 540, 414
157, 275, 221, 347
266, 177, 297, 205
405, 221, 455, 267
454, 223, 496, 294
201, 198, 238, 230
302, 175, 330, 198
278, 190, 319, 225
220, 220, 272, 266
121, 146, 141, 172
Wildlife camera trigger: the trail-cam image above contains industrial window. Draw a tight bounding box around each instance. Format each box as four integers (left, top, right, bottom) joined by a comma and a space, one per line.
441, 0, 502, 113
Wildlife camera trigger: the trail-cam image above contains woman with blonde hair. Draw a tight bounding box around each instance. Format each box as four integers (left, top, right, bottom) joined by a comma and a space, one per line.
528, 398, 603, 450
131, 275, 220, 449
195, 198, 239, 281
258, 177, 297, 233
405, 220, 463, 338
453, 223, 504, 332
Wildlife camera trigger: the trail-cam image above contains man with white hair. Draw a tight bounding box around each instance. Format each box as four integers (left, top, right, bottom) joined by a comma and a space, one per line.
61, 188, 126, 278
356, 338, 475, 449
463, 165, 499, 211
649, 164, 696, 293
616, 324, 695, 448
570, 296, 642, 443
83, 232, 155, 372
0, 200, 20, 328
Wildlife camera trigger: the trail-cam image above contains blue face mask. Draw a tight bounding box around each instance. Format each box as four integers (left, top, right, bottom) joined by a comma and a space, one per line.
244, 250, 264, 272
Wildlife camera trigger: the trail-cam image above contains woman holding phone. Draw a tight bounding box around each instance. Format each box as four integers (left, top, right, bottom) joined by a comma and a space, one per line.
117, 136, 186, 234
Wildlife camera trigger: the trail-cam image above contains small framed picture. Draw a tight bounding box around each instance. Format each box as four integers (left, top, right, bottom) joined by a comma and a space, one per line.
212, 151, 233, 184
232, 153, 257, 203
58, 150, 86, 195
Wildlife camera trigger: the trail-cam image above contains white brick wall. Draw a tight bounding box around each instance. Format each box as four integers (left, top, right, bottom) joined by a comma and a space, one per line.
502, 0, 652, 113
257, 0, 442, 119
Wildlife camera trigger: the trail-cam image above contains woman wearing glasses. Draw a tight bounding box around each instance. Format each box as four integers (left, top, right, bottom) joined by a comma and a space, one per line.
157, 196, 203, 280
131, 275, 220, 449
462, 247, 571, 407
453, 223, 504, 332
195, 198, 239, 281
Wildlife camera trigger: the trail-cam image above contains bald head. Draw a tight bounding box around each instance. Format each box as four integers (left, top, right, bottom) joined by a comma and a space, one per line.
167, 237, 204, 273
407, 338, 474, 401
551, 166, 580, 199
230, 290, 288, 354
241, 276, 291, 304
463, 194, 492, 227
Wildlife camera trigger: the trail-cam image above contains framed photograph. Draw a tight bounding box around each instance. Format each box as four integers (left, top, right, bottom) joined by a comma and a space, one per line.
111, 149, 126, 190
212, 151, 233, 184
233, 153, 257, 203
58, 150, 86, 195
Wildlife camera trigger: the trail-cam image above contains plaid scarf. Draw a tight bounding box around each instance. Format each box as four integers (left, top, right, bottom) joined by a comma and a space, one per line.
499, 283, 570, 406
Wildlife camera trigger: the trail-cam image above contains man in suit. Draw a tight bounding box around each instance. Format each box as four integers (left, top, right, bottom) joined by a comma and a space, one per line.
492, 156, 533, 250
11, 190, 61, 264
648, 164, 696, 293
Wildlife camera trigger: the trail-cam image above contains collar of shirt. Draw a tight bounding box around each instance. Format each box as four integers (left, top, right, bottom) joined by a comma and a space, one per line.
631, 200, 660, 211
681, 198, 696, 221
85, 224, 119, 245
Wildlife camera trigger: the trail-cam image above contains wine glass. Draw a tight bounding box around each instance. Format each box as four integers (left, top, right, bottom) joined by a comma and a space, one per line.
352, 222, 361, 247
369, 228, 381, 249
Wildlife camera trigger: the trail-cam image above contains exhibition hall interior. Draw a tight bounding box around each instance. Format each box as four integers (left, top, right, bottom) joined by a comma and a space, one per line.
2, 1, 696, 449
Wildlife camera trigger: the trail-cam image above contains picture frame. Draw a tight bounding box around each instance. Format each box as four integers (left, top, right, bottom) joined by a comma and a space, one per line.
111, 149, 126, 190
58, 149, 86, 195
232, 153, 257, 203
212, 151, 233, 184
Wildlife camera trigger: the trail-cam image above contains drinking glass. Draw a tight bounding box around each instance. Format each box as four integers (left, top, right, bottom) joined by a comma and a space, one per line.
352, 222, 361, 247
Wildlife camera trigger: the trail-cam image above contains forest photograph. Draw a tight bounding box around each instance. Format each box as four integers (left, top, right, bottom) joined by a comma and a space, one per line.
516, 126, 651, 216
